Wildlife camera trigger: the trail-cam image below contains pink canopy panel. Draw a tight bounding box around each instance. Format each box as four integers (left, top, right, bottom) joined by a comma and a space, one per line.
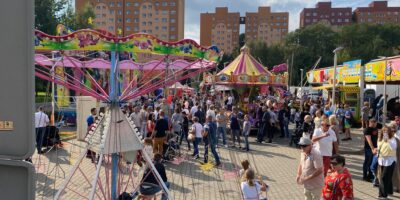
35, 54, 215, 70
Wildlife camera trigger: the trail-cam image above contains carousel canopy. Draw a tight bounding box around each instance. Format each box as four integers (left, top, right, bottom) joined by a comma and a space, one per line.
218, 45, 272, 76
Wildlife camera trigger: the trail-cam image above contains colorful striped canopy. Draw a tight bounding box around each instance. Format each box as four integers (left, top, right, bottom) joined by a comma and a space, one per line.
218, 46, 272, 76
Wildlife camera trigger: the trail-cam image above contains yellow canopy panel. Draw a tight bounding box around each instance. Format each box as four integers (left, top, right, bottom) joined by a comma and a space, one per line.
312, 85, 360, 92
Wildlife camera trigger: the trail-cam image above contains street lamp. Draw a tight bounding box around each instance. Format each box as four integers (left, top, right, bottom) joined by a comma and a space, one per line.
332, 46, 344, 107
378, 56, 392, 124
300, 68, 304, 111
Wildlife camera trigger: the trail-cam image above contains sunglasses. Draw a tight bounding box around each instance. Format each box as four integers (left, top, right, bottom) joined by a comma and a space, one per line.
330, 162, 339, 166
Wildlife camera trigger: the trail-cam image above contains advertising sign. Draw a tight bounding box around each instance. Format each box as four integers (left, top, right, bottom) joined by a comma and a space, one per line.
341, 60, 361, 83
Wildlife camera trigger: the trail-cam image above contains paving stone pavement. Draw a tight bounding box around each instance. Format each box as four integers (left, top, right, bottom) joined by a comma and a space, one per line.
34, 126, 400, 200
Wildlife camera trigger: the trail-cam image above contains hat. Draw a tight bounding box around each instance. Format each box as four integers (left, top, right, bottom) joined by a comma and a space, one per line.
298, 137, 312, 146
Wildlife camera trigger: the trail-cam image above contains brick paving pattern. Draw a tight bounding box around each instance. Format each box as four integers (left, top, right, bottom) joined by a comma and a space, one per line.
34, 127, 400, 200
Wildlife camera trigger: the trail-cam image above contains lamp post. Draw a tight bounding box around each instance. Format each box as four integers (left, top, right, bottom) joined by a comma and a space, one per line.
378, 56, 392, 124
300, 68, 304, 111
332, 47, 344, 107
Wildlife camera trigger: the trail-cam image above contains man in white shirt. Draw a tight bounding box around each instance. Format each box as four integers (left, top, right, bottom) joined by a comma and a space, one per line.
312, 120, 338, 176
206, 105, 216, 121
130, 106, 142, 131
35, 107, 49, 154
190, 102, 199, 116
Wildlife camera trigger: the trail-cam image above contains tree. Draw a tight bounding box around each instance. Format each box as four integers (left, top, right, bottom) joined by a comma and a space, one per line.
35, 0, 67, 34
59, 0, 76, 30
75, 2, 96, 30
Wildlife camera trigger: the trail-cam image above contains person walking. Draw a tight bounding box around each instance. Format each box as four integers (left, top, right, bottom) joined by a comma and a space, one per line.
179, 111, 190, 150
378, 126, 397, 199
35, 107, 49, 154
321, 155, 354, 200
312, 120, 338, 177
230, 107, 242, 148
243, 115, 251, 151
296, 137, 324, 200
202, 115, 221, 166
363, 119, 378, 182
258, 106, 270, 143
152, 111, 168, 155
191, 117, 203, 159
216, 108, 228, 147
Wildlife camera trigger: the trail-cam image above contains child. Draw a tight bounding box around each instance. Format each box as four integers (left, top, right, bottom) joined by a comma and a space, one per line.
143, 138, 154, 160
239, 160, 250, 178
241, 169, 268, 200
243, 115, 251, 151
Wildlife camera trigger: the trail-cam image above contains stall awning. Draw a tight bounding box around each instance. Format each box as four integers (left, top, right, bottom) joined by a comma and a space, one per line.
312, 85, 360, 92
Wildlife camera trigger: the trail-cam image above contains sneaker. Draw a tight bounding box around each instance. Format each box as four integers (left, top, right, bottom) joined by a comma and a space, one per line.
194, 155, 200, 159
215, 162, 222, 167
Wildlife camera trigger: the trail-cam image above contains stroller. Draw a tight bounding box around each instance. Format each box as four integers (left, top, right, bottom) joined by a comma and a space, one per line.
289, 126, 302, 147
163, 132, 181, 161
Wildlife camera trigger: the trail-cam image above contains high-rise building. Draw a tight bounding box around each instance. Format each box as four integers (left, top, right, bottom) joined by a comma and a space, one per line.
245, 7, 288, 46
200, 7, 240, 54
300, 2, 352, 29
354, 1, 400, 25
75, 0, 185, 41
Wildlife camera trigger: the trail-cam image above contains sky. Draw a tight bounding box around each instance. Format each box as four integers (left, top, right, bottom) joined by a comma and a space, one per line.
184, 0, 400, 42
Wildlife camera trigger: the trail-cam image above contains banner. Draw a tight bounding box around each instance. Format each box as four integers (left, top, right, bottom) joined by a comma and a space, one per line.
55, 66, 70, 107
341, 60, 361, 83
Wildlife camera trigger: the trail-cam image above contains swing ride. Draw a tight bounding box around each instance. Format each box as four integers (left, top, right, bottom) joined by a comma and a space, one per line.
33, 28, 221, 200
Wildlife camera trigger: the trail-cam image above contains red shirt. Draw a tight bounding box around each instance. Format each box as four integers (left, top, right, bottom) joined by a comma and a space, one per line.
322, 168, 354, 200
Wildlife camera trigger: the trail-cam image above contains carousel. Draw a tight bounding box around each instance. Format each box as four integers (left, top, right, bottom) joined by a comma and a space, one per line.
204, 45, 288, 110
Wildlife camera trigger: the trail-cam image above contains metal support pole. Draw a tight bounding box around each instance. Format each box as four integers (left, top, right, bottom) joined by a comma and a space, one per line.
383, 59, 388, 124
359, 64, 365, 112
332, 52, 337, 107
300, 69, 304, 111
110, 51, 119, 200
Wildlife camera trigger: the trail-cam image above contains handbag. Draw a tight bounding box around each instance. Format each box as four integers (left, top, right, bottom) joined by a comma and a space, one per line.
188, 125, 196, 142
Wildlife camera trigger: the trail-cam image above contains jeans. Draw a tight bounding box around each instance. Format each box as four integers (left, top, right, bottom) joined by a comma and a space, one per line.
179, 129, 190, 149
141, 122, 147, 136
379, 162, 396, 197
231, 129, 241, 146
370, 155, 379, 184
363, 148, 374, 179
243, 134, 249, 151
35, 127, 46, 153
284, 119, 290, 138
216, 126, 227, 145
257, 123, 265, 142
279, 121, 285, 137
204, 141, 220, 164
193, 137, 202, 156
131, 182, 171, 200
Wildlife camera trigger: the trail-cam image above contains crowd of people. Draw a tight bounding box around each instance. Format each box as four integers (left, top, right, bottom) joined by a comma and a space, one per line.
30, 89, 400, 199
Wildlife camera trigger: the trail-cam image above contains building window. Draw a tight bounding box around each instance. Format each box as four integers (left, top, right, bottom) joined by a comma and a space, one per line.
346, 12, 350, 16
162, 10, 168, 15
306, 13, 310, 16
170, 35, 176, 40
154, 18, 159, 22
162, 18, 167, 22
134, 27, 139, 31
126, 18, 131, 23
171, 18, 176, 23
338, 19, 342, 22
126, 2, 131, 6
96, 14, 101, 18
148, 13, 152, 17
118, 18, 122, 23
155, 2, 160, 6
96, 6, 101, 10
117, 2, 122, 7
142, 30, 146, 33
109, 18, 114, 22
171, 10, 176, 15
126, 10, 131, 15
162, 2, 168, 6
134, 2, 139, 6
142, 13, 146, 18
126, 26, 131, 31
148, 30, 152, 33
313, 12, 317, 16
305, 19, 310, 23
148, 5, 152, 9
170, 2, 176, 6
162, 26, 167, 31
118, 10, 122, 15
155, 26, 159, 30
339, 12, 342, 16
345, 19, 349, 22
134, 18, 139, 23
142, 22, 147, 26
134, 11, 139, 15
142, 5, 147, 9
108, 26, 114, 31
109, 2, 114, 7
276, 16, 280, 20
110, 10, 115, 14
148, 21, 152, 26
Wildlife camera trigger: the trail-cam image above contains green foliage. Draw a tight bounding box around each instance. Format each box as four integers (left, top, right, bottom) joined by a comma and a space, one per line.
35, 0, 68, 34
75, 2, 96, 30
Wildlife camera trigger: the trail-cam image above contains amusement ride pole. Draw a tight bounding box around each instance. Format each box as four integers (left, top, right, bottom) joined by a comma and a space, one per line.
300, 68, 304, 111
332, 47, 343, 107
110, 50, 119, 200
